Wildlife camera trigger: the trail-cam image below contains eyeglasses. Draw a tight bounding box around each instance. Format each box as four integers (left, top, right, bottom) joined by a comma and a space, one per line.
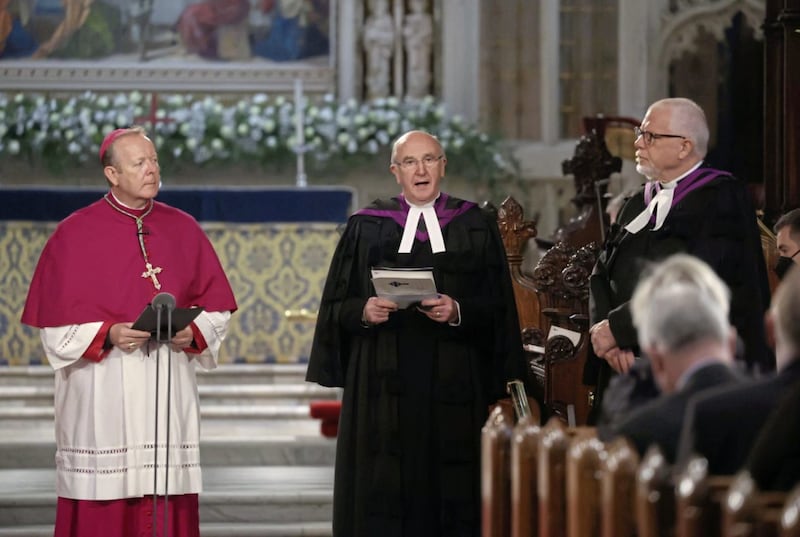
633, 126, 686, 146
393, 154, 444, 170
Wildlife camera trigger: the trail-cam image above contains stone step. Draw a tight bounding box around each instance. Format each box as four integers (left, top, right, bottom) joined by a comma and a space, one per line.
0, 466, 334, 528
0, 364, 311, 388
0, 383, 338, 406
0, 522, 332, 537
0, 403, 319, 421
0, 432, 337, 469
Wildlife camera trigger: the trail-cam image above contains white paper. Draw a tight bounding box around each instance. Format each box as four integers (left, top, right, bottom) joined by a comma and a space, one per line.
370, 267, 438, 308
547, 325, 582, 347
523, 344, 546, 354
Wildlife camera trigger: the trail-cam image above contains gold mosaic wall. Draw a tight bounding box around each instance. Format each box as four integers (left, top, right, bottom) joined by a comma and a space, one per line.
0, 221, 340, 366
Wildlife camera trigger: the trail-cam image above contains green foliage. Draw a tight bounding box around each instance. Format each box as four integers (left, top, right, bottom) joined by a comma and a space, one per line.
0, 92, 519, 195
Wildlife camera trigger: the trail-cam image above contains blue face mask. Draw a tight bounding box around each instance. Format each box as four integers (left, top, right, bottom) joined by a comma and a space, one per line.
774, 249, 800, 280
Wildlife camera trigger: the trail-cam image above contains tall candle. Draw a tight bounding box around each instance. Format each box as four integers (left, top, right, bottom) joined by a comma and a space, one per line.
294, 78, 307, 188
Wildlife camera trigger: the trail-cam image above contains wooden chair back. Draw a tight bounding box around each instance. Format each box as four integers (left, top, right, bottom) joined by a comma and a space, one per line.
723, 470, 786, 537
538, 417, 572, 537
566, 432, 605, 537
533, 242, 598, 425
675, 455, 733, 537
497, 196, 542, 334
781, 483, 800, 537
511, 415, 542, 537
496, 196, 597, 426
482, 404, 515, 537
601, 437, 640, 537
636, 445, 676, 537
537, 419, 597, 537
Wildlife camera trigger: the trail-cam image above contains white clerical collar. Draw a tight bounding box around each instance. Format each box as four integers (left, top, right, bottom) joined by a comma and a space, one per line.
624, 162, 703, 234
398, 198, 446, 253
110, 192, 147, 211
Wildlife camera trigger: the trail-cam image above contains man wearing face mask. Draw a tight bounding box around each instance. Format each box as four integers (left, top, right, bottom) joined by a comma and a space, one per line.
774, 208, 800, 280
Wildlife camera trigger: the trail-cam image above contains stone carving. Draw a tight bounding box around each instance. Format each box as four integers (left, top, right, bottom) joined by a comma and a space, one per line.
362, 0, 395, 99
403, 0, 433, 98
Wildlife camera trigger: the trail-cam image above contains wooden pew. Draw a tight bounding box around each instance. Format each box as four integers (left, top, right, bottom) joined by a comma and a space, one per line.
781, 484, 800, 537
538, 418, 597, 537
496, 196, 542, 336
601, 438, 640, 537
636, 445, 676, 537
532, 241, 598, 426
556, 120, 624, 249
722, 470, 786, 537
482, 404, 515, 537
566, 432, 605, 537
538, 418, 572, 537
675, 455, 734, 537
496, 197, 598, 427
511, 415, 542, 537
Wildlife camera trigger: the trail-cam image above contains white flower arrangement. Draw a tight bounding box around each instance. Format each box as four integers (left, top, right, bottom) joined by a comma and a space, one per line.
0, 91, 518, 187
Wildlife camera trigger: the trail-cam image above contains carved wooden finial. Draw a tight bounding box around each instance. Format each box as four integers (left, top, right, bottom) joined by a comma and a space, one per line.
497, 196, 537, 258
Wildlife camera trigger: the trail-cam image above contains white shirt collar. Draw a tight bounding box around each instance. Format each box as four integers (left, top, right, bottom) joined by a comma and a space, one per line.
623, 161, 703, 234
398, 198, 446, 253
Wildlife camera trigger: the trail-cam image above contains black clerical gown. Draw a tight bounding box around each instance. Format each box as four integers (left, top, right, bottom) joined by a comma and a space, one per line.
584, 170, 772, 422
307, 195, 526, 537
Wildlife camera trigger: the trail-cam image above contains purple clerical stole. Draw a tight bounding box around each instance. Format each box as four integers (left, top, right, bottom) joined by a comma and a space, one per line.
644, 167, 728, 208
355, 194, 475, 243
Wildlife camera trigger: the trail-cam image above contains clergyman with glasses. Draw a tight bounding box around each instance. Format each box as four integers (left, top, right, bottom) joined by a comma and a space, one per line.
306, 129, 527, 536
583, 97, 772, 424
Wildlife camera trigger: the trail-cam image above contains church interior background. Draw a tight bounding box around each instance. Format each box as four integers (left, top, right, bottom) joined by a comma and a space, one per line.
0, 0, 775, 367
1, 0, 798, 535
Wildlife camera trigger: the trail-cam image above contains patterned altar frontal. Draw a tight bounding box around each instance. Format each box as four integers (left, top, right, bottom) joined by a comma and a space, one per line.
0, 187, 353, 366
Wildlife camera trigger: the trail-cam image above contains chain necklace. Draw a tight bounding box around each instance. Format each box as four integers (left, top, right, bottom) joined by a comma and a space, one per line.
103, 194, 163, 289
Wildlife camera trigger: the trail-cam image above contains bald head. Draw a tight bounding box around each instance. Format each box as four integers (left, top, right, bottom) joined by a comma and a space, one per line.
390, 130, 445, 164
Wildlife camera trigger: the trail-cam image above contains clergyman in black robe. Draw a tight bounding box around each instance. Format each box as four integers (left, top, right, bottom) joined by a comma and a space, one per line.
306, 130, 527, 537
585, 98, 772, 423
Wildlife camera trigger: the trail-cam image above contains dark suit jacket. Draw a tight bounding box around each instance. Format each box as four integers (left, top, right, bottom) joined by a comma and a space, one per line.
607, 362, 745, 463
747, 378, 800, 491
584, 171, 772, 422
677, 359, 800, 475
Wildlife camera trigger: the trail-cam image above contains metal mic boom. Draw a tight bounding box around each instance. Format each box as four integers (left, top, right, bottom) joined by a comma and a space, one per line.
151, 292, 176, 311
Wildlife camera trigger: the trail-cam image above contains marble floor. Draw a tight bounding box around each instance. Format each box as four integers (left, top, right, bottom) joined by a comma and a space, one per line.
0, 364, 338, 537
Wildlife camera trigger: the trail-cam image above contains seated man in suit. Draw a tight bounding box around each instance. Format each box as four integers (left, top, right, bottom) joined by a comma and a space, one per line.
677, 261, 800, 475
745, 265, 800, 491
601, 253, 745, 463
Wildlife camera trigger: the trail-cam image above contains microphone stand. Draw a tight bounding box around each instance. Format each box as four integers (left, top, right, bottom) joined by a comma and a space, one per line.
152, 294, 175, 537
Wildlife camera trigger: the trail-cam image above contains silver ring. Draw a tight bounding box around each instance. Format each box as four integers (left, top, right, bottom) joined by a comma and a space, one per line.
436, 311, 441, 317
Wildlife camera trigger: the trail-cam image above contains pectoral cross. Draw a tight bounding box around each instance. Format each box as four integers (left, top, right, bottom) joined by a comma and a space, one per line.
142, 262, 163, 290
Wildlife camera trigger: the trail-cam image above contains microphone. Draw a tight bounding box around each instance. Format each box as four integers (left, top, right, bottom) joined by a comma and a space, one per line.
151, 292, 176, 312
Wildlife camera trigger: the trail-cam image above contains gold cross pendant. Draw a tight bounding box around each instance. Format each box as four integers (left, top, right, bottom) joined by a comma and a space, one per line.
142, 262, 163, 290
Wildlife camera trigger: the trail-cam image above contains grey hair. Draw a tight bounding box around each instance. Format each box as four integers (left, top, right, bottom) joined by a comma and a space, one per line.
649, 97, 710, 157
632, 254, 730, 352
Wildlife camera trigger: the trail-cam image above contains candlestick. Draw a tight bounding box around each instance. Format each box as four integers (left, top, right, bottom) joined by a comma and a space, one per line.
294, 78, 308, 188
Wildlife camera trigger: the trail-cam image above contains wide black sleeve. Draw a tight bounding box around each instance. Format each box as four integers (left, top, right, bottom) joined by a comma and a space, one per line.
306, 219, 363, 387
